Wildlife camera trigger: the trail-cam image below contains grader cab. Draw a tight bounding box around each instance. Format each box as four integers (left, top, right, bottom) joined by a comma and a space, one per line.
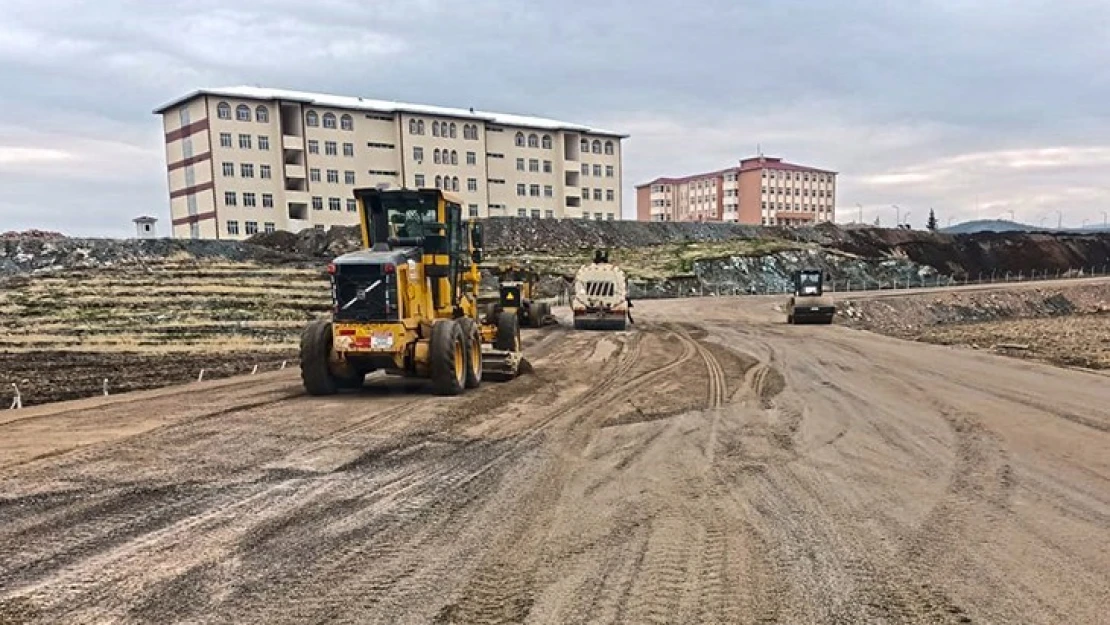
299, 188, 524, 396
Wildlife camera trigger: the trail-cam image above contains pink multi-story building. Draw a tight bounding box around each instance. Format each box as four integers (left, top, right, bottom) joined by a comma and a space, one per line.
636, 156, 837, 226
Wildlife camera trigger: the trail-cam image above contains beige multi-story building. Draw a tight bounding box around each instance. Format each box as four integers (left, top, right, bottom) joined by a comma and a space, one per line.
635, 156, 837, 226
153, 86, 627, 240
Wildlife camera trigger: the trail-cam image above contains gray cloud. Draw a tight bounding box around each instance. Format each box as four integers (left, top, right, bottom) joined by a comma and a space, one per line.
1, 0, 1108, 236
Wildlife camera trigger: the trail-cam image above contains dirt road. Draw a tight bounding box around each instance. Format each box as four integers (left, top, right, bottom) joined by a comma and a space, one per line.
1, 296, 1107, 624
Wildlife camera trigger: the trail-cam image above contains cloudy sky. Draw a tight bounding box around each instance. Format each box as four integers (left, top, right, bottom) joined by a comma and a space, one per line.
2, 0, 1108, 236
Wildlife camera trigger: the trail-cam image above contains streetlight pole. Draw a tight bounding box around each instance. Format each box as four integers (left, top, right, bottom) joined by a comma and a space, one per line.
856, 203, 863, 223
904, 211, 912, 229
892, 204, 901, 226
1056, 210, 1063, 229
1104, 211, 1108, 227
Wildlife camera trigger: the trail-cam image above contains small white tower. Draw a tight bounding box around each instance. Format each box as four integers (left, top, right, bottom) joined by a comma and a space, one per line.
133, 216, 157, 239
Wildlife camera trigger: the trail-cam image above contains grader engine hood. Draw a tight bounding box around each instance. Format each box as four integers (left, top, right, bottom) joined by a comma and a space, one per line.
329, 248, 419, 323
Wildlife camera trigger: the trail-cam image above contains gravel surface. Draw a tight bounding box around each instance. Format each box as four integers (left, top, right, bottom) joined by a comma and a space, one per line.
0, 298, 1107, 624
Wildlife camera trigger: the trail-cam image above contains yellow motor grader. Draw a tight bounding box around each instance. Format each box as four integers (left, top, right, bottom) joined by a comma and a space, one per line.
299, 187, 524, 396
482, 260, 553, 329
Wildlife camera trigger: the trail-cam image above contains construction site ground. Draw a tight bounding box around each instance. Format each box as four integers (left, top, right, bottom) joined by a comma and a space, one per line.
2, 282, 1109, 624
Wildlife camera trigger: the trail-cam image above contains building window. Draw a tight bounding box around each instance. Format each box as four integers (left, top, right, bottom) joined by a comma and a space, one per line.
315, 224, 325, 231
231, 104, 249, 122
591, 140, 602, 154
244, 220, 258, 235
449, 122, 457, 139
226, 220, 239, 235
306, 110, 319, 127
593, 164, 602, 176
450, 176, 458, 192
529, 184, 540, 197
219, 132, 232, 148
595, 212, 603, 220
516, 158, 525, 171
529, 159, 539, 172
606, 189, 614, 201
340, 114, 353, 131
347, 199, 357, 212
543, 160, 552, 173
605, 165, 614, 177
606, 212, 615, 220
432, 121, 441, 137
312, 196, 323, 210
516, 183, 526, 196
527, 133, 539, 148
518, 208, 528, 217
450, 150, 458, 165
345, 170, 355, 185
541, 134, 552, 149
322, 141, 336, 156
329, 197, 341, 211
515, 132, 525, 147
413, 146, 424, 161
467, 178, 478, 192
593, 189, 602, 201
582, 187, 590, 200
240, 163, 254, 178
327, 169, 339, 183
343, 143, 354, 157
224, 191, 237, 206
435, 175, 443, 189
238, 134, 251, 149
222, 162, 234, 177
308, 140, 319, 154
544, 185, 553, 197
367, 142, 395, 149
434, 148, 441, 164
580, 138, 589, 151
409, 119, 418, 134
258, 135, 269, 150
468, 204, 479, 217
255, 106, 269, 123
545, 209, 554, 219
260, 164, 271, 179
310, 168, 321, 182
322, 112, 337, 129
262, 193, 273, 208
417, 120, 425, 134
368, 169, 399, 176
217, 102, 231, 119
604, 140, 614, 155
415, 174, 425, 186
530, 209, 540, 218
264, 222, 275, 233
466, 151, 476, 165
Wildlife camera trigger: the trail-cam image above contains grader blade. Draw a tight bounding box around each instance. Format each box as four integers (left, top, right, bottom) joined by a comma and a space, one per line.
481, 348, 529, 381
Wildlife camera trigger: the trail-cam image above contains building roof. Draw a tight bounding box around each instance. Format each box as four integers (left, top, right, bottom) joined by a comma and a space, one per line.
635, 156, 837, 188
152, 86, 627, 138
132, 215, 158, 223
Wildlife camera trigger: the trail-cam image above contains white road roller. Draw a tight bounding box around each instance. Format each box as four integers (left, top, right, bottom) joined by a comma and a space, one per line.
572, 250, 631, 330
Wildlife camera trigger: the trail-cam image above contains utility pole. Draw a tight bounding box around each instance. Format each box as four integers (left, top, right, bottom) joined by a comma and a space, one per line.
1056, 210, 1063, 229
856, 203, 863, 223
892, 204, 901, 226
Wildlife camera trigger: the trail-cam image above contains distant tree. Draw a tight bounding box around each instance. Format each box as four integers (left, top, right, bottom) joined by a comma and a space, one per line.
927, 208, 938, 231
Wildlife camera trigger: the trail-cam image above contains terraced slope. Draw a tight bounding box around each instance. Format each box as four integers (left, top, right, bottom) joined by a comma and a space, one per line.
1, 258, 329, 406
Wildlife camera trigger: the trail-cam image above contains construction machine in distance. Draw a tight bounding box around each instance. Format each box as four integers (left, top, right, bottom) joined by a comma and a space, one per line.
489, 260, 553, 329
299, 187, 525, 397
786, 269, 836, 324
572, 250, 631, 330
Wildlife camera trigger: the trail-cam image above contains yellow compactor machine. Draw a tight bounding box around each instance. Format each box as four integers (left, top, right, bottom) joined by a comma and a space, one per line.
299, 187, 524, 396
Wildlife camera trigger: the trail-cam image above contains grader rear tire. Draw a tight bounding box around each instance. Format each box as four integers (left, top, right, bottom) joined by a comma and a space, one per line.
300, 319, 339, 396
456, 317, 483, 389
494, 311, 521, 352
430, 319, 466, 396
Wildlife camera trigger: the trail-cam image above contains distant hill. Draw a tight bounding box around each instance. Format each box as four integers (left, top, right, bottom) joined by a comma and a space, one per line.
940, 219, 1041, 234
941, 219, 1110, 235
